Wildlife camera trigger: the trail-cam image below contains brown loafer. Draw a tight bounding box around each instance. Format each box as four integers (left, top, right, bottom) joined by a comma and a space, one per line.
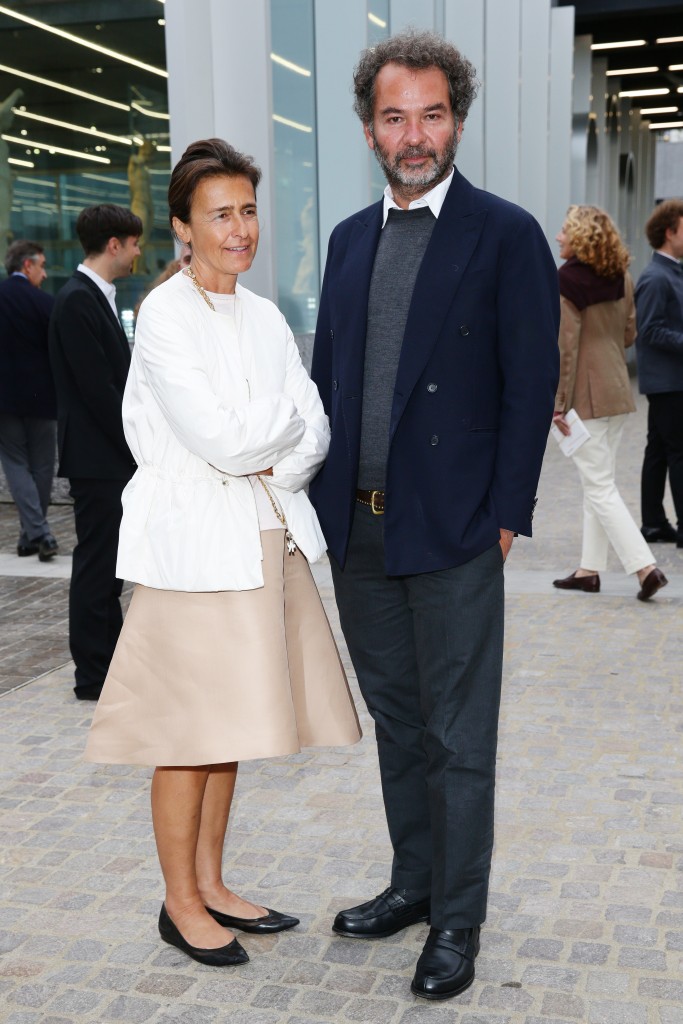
552, 571, 600, 593
637, 567, 668, 602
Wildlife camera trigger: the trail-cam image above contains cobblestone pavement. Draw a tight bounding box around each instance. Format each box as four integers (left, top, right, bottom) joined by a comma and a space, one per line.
1, 392, 682, 1024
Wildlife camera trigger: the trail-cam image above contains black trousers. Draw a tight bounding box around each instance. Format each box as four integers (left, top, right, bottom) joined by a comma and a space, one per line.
330, 503, 504, 930
69, 478, 126, 691
641, 392, 683, 531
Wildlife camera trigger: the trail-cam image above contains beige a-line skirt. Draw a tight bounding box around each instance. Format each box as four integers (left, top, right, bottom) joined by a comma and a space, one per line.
84, 529, 361, 766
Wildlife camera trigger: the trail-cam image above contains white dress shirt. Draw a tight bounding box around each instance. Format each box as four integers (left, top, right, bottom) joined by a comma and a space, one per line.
381, 167, 454, 227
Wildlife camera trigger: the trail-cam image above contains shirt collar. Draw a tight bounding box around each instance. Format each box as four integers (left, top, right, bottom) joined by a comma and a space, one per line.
381, 167, 454, 228
11, 271, 28, 279
656, 250, 682, 267
77, 262, 117, 300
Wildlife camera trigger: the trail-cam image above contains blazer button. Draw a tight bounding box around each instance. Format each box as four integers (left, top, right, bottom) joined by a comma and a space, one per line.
427, 383, 437, 393
430, 435, 439, 446
459, 325, 470, 336
330, 329, 334, 340
332, 379, 339, 390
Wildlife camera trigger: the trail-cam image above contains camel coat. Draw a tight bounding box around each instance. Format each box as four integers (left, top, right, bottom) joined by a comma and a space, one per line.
555, 272, 636, 420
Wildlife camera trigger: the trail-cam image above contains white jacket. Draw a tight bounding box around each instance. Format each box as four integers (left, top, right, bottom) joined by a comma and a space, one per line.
116, 270, 330, 591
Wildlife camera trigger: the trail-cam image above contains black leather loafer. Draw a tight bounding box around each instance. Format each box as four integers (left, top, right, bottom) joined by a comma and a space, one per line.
17, 542, 39, 557
206, 906, 299, 933
74, 683, 103, 701
158, 904, 249, 966
38, 535, 59, 562
641, 523, 678, 543
333, 886, 430, 939
552, 571, 600, 593
411, 925, 480, 1000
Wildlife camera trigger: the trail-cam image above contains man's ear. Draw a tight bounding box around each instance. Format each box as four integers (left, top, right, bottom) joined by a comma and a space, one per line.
363, 122, 375, 151
456, 120, 463, 144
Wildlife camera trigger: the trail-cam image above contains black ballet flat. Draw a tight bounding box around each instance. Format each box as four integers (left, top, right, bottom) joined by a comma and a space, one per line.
205, 905, 299, 934
158, 903, 249, 966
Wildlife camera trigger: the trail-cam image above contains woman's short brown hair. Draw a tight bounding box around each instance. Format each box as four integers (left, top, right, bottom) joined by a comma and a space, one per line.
168, 139, 262, 237
645, 199, 683, 251
564, 205, 630, 279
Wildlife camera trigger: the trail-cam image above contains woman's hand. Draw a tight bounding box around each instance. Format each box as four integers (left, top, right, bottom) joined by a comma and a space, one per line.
552, 412, 571, 437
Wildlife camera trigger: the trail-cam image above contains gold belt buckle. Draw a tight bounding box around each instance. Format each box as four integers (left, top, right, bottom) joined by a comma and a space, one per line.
370, 490, 384, 516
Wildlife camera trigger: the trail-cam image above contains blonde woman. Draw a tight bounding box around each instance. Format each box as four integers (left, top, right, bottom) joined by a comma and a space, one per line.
552, 205, 668, 601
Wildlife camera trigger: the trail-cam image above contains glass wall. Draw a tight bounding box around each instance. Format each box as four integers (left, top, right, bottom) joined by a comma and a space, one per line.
270, 0, 319, 334
0, 1, 172, 334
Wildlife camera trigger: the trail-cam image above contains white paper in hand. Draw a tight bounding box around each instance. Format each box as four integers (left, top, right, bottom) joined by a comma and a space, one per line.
551, 408, 591, 457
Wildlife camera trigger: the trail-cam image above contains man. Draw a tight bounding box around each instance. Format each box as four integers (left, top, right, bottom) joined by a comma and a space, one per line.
310, 31, 559, 1000
0, 240, 58, 560
49, 205, 141, 701
635, 199, 683, 548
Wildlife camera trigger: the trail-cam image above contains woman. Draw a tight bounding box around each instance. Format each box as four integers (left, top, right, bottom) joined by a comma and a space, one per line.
85, 139, 361, 967
552, 205, 668, 602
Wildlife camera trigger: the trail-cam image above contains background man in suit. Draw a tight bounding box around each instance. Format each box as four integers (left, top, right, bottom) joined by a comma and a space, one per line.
0, 240, 57, 560
310, 31, 559, 1000
49, 205, 141, 701
635, 199, 683, 548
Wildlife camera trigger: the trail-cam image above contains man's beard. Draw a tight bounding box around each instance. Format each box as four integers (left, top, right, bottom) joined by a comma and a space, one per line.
372, 131, 457, 195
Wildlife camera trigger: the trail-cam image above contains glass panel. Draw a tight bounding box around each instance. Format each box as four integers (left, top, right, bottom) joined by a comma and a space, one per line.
0, 1, 172, 332
367, 1, 390, 201
270, 0, 319, 334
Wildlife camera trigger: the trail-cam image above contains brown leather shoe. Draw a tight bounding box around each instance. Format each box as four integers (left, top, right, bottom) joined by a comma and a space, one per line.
552, 571, 600, 593
637, 567, 668, 602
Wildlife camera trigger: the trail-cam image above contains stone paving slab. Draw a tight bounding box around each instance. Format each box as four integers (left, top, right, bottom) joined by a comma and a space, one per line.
1, 390, 682, 1023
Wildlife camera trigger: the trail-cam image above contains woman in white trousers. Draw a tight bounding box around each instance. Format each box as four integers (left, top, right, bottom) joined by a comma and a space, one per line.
552, 205, 668, 601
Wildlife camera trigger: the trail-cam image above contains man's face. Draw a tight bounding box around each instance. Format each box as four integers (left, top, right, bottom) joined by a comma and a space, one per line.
24, 253, 47, 288
113, 236, 141, 278
666, 218, 683, 260
364, 63, 459, 200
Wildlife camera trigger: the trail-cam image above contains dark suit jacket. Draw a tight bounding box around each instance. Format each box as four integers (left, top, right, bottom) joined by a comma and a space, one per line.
48, 270, 136, 480
0, 274, 56, 418
635, 252, 683, 395
310, 168, 560, 575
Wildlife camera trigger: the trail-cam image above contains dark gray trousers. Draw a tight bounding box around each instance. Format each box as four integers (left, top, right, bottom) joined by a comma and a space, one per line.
330, 503, 504, 930
0, 413, 56, 543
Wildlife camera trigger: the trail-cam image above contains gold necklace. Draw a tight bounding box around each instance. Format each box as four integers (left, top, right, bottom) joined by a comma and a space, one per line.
185, 266, 216, 311
257, 477, 297, 555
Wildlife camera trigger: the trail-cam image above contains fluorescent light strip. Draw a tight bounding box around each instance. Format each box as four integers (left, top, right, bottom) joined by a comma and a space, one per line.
619, 88, 670, 97
368, 13, 387, 28
271, 53, 311, 77
1, 133, 111, 164
156, 145, 171, 152
16, 177, 55, 187
640, 106, 678, 114
591, 40, 645, 50
272, 113, 312, 133
669, 64, 683, 71
648, 121, 683, 130
82, 172, 129, 186
606, 66, 659, 76
0, 4, 167, 79
657, 36, 683, 44
678, 87, 683, 94
13, 108, 135, 146
8, 156, 34, 167
131, 100, 170, 120
0, 64, 130, 111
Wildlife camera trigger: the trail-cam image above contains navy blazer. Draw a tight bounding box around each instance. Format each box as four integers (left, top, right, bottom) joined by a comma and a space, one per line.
0, 274, 56, 418
634, 252, 683, 395
310, 168, 560, 575
48, 270, 136, 480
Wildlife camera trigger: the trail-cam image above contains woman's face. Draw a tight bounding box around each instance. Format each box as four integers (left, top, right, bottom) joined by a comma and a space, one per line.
173, 174, 259, 292
556, 224, 574, 261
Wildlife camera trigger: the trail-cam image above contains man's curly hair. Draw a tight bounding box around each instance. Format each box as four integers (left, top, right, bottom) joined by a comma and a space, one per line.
564, 205, 630, 279
353, 29, 479, 127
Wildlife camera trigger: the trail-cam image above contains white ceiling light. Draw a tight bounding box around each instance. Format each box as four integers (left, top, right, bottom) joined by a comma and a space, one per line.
591, 40, 646, 50
273, 114, 312, 133
606, 67, 659, 77
648, 121, 683, 130
368, 13, 388, 28
619, 88, 670, 97
1, 133, 111, 164
657, 36, 683, 44
12, 108, 135, 146
669, 64, 683, 71
82, 172, 128, 186
0, 64, 130, 111
271, 53, 311, 77
131, 101, 170, 120
8, 156, 34, 167
640, 106, 678, 114
0, 5, 168, 79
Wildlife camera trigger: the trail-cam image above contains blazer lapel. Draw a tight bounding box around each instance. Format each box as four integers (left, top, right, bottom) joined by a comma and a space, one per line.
390, 169, 487, 436
336, 204, 383, 396
74, 271, 130, 358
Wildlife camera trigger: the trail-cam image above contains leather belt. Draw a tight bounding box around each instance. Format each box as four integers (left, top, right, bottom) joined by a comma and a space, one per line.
356, 488, 384, 515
